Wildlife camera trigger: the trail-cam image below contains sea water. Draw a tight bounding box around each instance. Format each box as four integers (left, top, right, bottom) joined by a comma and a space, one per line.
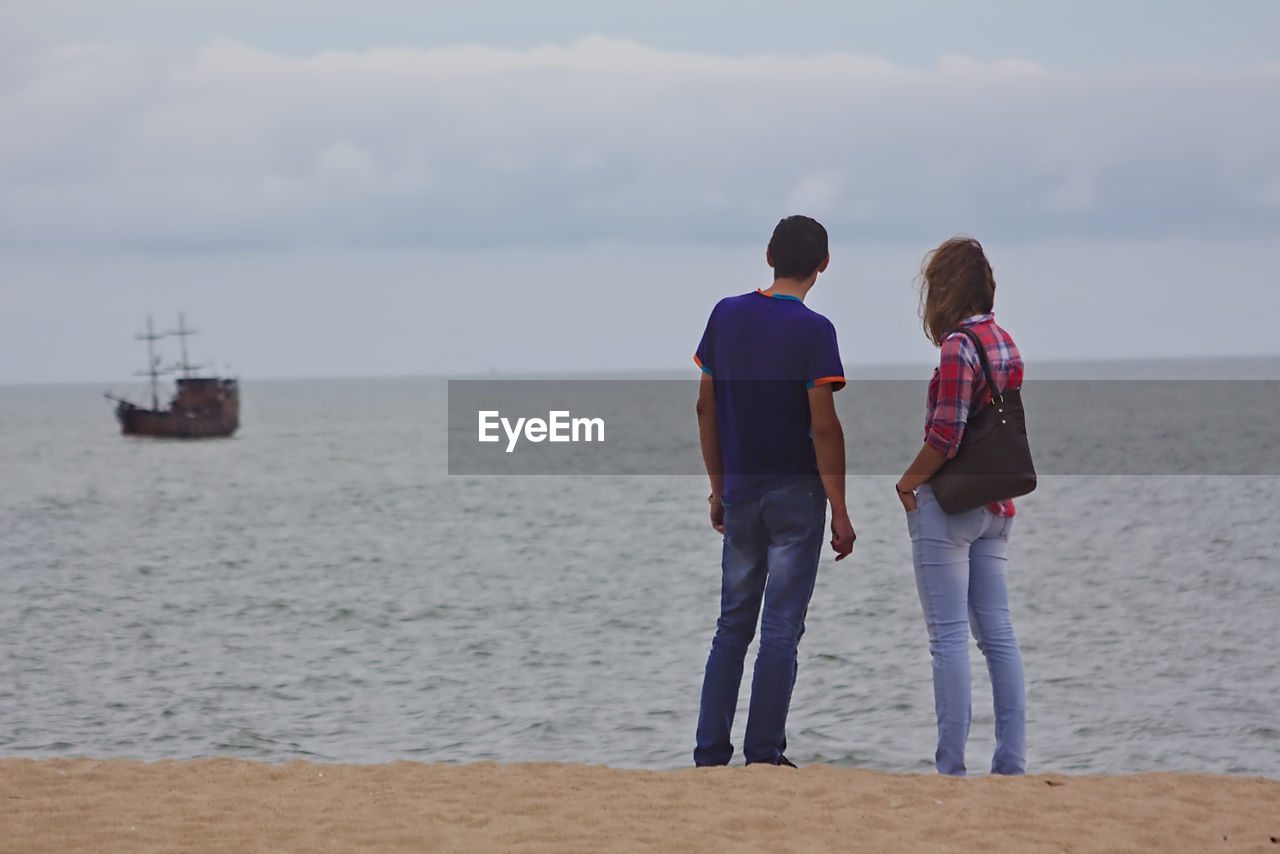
1, 368, 1277, 775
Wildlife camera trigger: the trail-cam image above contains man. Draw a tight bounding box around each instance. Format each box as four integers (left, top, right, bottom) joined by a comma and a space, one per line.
693, 214, 856, 768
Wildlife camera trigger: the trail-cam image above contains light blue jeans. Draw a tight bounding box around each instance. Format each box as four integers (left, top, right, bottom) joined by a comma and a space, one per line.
907, 484, 1026, 776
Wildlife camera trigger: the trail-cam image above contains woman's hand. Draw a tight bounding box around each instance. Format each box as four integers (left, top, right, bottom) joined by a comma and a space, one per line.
896, 481, 918, 512
898, 445, 948, 512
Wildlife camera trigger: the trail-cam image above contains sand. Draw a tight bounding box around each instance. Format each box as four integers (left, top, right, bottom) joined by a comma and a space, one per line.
1, 758, 1276, 853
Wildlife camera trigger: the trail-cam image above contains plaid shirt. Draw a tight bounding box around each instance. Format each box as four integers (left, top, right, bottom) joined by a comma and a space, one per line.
924, 314, 1024, 517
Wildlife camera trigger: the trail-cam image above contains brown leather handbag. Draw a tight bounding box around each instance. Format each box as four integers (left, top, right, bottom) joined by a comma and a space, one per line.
929, 328, 1037, 514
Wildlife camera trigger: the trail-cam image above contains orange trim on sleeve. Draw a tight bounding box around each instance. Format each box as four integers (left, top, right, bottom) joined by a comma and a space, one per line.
809, 376, 846, 391
694, 354, 712, 375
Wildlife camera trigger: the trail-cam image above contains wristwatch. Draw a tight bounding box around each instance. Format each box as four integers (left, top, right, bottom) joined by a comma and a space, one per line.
895, 483, 914, 496
708, 493, 722, 505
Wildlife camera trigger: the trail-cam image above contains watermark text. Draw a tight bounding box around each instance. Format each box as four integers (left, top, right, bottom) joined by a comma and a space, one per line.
478, 410, 605, 453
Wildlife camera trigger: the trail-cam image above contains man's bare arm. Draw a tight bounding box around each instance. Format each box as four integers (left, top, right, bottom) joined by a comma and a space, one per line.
808, 384, 855, 560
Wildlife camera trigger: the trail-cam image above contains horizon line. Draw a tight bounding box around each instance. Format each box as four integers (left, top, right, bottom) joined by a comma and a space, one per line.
6, 351, 1280, 389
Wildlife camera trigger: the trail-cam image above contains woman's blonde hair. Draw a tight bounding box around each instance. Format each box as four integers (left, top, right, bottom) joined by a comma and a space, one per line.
918, 237, 996, 346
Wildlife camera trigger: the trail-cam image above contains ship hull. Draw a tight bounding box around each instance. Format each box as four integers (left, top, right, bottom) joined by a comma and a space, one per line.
116, 404, 239, 438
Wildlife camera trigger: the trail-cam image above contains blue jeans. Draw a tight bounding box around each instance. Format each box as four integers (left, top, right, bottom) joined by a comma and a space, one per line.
695, 477, 826, 766
908, 484, 1026, 776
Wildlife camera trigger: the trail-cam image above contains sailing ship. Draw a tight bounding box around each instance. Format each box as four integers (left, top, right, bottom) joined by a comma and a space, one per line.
106, 314, 240, 438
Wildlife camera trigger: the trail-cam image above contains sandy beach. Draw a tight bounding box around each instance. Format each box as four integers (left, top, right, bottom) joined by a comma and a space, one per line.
1, 759, 1276, 853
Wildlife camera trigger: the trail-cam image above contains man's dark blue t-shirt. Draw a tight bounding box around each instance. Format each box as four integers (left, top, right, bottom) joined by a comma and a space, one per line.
695, 289, 845, 504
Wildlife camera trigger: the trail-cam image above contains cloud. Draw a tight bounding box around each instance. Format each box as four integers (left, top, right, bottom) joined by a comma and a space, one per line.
0, 36, 1277, 249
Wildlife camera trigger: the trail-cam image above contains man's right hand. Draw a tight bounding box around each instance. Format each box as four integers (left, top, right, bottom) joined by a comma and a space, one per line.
830, 511, 855, 561
709, 501, 725, 534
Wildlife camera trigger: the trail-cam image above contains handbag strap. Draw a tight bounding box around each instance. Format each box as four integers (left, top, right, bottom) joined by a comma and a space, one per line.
954, 327, 1004, 405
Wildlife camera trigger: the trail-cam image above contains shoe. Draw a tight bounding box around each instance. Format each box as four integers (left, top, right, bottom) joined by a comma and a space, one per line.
745, 755, 799, 767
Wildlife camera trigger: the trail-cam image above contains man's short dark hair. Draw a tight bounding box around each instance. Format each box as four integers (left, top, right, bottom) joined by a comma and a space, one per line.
768, 215, 829, 280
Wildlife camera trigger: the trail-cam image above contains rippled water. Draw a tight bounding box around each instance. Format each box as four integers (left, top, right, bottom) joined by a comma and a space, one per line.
1, 376, 1278, 775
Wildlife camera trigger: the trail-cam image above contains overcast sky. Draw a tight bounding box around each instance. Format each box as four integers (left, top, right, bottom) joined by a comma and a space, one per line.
2, 1, 1278, 384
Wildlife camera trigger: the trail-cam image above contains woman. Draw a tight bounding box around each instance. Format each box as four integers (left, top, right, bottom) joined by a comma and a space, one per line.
894, 236, 1027, 777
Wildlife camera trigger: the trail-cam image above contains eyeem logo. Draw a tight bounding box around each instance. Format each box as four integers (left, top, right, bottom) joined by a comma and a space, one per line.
478, 410, 605, 453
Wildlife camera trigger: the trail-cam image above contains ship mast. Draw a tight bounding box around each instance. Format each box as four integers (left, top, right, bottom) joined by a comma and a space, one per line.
133, 315, 167, 410
167, 312, 202, 378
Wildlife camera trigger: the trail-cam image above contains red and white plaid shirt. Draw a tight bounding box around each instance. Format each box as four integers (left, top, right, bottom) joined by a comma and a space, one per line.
924, 313, 1024, 517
